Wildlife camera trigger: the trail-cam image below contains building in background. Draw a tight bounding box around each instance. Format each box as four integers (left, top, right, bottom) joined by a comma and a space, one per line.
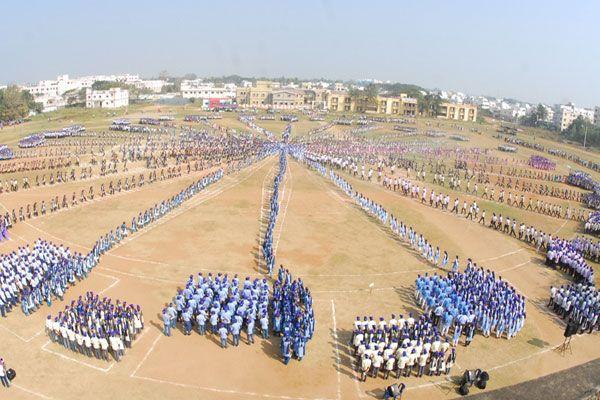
376, 95, 418, 116
181, 80, 236, 100
438, 102, 478, 122
302, 88, 329, 109
236, 81, 280, 107
594, 106, 600, 126
85, 88, 129, 108
135, 80, 171, 93
271, 89, 304, 109
325, 92, 418, 115
326, 91, 354, 112
553, 103, 595, 131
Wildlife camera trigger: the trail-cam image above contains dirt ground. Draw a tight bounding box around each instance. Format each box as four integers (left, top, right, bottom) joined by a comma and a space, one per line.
0, 110, 599, 400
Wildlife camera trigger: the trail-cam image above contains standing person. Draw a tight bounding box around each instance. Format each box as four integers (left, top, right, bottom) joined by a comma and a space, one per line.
218, 324, 228, 348
0, 358, 10, 388
162, 308, 171, 337
360, 353, 372, 382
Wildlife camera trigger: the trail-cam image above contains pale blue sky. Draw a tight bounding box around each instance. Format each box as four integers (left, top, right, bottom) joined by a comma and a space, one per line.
1, 0, 599, 106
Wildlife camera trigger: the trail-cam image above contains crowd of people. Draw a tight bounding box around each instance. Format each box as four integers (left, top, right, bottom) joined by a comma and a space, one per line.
163, 266, 314, 364
0, 240, 99, 318
262, 149, 287, 275
585, 212, 600, 235
274, 266, 314, 364
0, 145, 14, 161
546, 239, 596, 285
45, 292, 144, 361
548, 283, 599, 334
352, 314, 457, 381
416, 268, 526, 341
18, 133, 45, 148
528, 155, 555, 170
0, 167, 225, 319
318, 154, 600, 271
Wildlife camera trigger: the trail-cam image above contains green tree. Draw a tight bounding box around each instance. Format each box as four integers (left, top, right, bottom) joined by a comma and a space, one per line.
0, 85, 40, 121
562, 116, 600, 148
520, 103, 548, 127
419, 93, 442, 116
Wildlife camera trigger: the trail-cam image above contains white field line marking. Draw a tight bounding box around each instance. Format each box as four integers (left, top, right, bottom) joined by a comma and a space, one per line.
13, 158, 269, 253
499, 260, 531, 273
405, 336, 584, 392
96, 267, 182, 284
554, 219, 568, 235
405, 376, 453, 391
273, 157, 293, 257
41, 339, 115, 373
36, 171, 209, 222
12, 383, 54, 400
304, 268, 432, 278
112, 158, 268, 250
130, 374, 335, 400
0, 323, 32, 342
351, 359, 367, 398
316, 169, 534, 299
100, 256, 432, 279
480, 248, 524, 262
97, 274, 120, 295
130, 331, 162, 377
330, 300, 342, 400
0, 272, 122, 343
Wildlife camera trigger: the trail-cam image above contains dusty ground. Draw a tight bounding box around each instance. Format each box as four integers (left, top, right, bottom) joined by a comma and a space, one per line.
0, 109, 598, 400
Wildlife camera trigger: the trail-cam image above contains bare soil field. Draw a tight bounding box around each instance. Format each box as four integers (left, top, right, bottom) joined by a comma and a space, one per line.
0, 108, 598, 400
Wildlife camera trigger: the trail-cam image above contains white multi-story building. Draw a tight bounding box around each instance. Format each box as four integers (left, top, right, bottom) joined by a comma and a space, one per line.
553, 103, 595, 131
135, 80, 170, 93
180, 80, 236, 99
85, 88, 129, 109
594, 106, 600, 126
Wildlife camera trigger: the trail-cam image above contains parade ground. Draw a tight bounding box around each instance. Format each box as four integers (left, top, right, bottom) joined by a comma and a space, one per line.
0, 106, 599, 400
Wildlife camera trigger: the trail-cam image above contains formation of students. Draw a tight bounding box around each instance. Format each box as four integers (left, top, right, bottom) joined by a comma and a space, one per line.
321, 154, 600, 272
416, 267, 526, 341
46, 292, 144, 361
352, 314, 457, 381
567, 171, 600, 210
262, 150, 287, 275
94, 169, 224, 256
0, 240, 99, 318
548, 284, 599, 334
274, 266, 314, 364
546, 240, 596, 286
527, 155, 555, 170
0, 168, 225, 320
163, 266, 314, 364
0, 145, 13, 161
164, 272, 270, 348
585, 212, 600, 235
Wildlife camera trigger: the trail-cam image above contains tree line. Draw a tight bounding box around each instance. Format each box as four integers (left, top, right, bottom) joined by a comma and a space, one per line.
0, 86, 42, 122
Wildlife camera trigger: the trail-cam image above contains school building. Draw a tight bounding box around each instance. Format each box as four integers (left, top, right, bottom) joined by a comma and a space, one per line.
325, 92, 418, 116
438, 102, 478, 122
85, 88, 129, 109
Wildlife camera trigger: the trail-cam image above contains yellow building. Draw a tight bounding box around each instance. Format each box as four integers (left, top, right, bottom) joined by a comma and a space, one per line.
236, 80, 280, 107
438, 102, 478, 122
376, 94, 418, 116
271, 89, 304, 109
326, 91, 355, 112
326, 92, 418, 115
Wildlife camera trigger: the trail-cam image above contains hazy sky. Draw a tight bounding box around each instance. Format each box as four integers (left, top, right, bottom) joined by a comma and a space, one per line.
1, 0, 599, 107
